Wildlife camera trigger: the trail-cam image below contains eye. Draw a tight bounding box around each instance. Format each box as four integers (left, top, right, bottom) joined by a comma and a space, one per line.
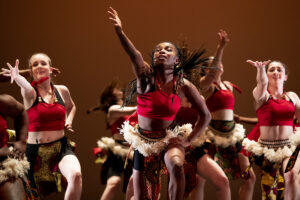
41, 61, 47, 66
32, 62, 38, 67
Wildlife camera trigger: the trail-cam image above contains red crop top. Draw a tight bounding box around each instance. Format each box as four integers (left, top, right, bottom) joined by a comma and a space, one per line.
206, 82, 241, 112
137, 78, 181, 121
0, 115, 8, 148
110, 115, 130, 135
257, 95, 295, 126
27, 85, 66, 132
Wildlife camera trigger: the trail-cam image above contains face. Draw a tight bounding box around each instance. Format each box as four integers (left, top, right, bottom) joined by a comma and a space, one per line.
29, 54, 52, 81
112, 88, 123, 100
152, 42, 179, 67
266, 61, 287, 85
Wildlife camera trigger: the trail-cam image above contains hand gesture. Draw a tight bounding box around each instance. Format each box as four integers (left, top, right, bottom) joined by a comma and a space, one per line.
246, 60, 271, 69
1, 59, 20, 84
7, 141, 26, 160
108, 7, 122, 31
65, 123, 75, 133
218, 29, 230, 48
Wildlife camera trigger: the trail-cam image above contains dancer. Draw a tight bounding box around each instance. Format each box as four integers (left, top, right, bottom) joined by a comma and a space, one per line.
0, 94, 35, 200
244, 60, 300, 199
108, 7, 211, 200
187, 30, 255, 200
87, 80, 136, 200
2, 54, 82, 200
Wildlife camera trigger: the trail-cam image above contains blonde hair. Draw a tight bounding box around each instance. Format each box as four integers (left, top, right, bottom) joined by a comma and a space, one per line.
28, 53, 52, 69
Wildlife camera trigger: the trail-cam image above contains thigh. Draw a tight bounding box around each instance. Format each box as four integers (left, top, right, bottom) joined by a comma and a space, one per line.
0, 178, 26, 200
59, 155, 81, 179
197, 154, 226, 182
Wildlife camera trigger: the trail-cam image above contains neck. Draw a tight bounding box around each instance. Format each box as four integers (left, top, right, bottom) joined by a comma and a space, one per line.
36, 78, 51, 91
155, 66, 174, 83
117, 99, 123, 106
268, 84, 284, 97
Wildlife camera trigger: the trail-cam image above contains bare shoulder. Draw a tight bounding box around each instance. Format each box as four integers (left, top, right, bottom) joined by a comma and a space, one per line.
54, 85, 70, 95
223, 80, 233, 91
286, 91, 300, 103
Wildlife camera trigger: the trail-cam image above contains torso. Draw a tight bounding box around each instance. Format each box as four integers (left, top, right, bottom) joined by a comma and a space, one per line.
257, 92, 295, 141
204, 81, 235, 121
27, 85, 66, 144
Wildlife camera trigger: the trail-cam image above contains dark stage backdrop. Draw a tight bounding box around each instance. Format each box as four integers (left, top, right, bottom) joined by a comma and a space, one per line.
1, 0, 300, 199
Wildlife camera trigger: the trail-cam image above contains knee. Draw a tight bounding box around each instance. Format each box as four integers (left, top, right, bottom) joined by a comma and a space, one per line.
284, 170, 298, 186
107, 176, 121, 189
212, 174, 229, 191
245, 170, 256, 186
69, 171, 82, 185
169, 160, 184, 179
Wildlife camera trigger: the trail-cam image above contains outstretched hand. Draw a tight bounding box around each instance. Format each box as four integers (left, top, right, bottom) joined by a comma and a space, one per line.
1, 59, 20, 84
246, 60, 271, 69
108, 7, 122, 31
218, 29, 230, 47
51, 67, 61, 77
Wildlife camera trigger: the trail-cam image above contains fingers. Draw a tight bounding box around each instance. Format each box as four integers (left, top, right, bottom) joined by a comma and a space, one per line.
6, 62, 13, 70
246, 60, 256, 65
15, 59, 19, 70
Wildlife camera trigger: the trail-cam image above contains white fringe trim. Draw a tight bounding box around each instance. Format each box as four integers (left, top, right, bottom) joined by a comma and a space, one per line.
191, 131, 207, 147
120, 121, 192, 157
97, 137, 134, 160
242, 130, 300, 163
206, 123, 245, 148
0, 157, 30, 183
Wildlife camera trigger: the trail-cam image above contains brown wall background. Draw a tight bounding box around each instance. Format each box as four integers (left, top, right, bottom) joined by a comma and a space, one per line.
1, 0, 300, 199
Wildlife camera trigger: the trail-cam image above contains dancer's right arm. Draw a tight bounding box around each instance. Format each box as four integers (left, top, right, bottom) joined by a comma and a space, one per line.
108, 7, 150, 78
246, 60, 271, 104
3, 60, 35, 104
200, 30, 229, 91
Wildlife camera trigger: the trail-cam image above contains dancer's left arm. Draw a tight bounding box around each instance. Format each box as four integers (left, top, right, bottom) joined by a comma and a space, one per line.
57, 85, 76, 132
181, 79, 211, 145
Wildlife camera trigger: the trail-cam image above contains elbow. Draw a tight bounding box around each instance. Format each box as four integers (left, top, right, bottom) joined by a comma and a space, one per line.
200, 110, 211, 125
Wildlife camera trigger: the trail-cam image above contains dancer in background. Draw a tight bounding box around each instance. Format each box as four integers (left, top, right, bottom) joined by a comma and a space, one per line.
2, 54, 82, 200
0, 94, 35, 200
87, 80, 136, 200
244, 60, 300, 199
187, 30, 255, 200
108, 7, 211, 200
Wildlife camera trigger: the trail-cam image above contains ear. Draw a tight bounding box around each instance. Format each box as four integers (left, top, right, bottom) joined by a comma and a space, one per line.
49, 67, 53, 74
175, 58, 180, 65
284, 75, 288, 81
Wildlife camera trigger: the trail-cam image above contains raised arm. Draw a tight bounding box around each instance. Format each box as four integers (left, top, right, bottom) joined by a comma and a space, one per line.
108, 7, 150, 77
246, 60, 271, 103
57, 85, 76, 132
200, 30, 229, 91
2, 59, 36, 107
181, 79, 211, 144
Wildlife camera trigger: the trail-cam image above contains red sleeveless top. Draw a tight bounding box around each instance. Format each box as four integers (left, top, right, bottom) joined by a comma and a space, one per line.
27, 85, 66, 132
137, 78, 181, 121
257, 96, 295, 126
110, 115, 130, 135
0, 115, 8, 148
206, 82, 241, 112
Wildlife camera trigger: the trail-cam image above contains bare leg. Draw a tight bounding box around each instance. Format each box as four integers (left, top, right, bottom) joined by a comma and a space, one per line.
283, 153, 300, 200
197, 154, 230, 200
0, 178, 26, 200
125, 176, 134, 200
133, 169, 144, 200
164, 146, 185, 200
100, 176, 121, 200
59, 155, 82, 200
238, 153, 256, 200
189, 174, 206, 200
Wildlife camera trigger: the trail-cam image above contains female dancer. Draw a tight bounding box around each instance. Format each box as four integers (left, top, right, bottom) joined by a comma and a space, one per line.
244, 60, 300, 199
0, 94, 34, 200
108, 7, 211, 200
188, 30, 256, 200
87, 80, 136, 200
3, 54, 82, 200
